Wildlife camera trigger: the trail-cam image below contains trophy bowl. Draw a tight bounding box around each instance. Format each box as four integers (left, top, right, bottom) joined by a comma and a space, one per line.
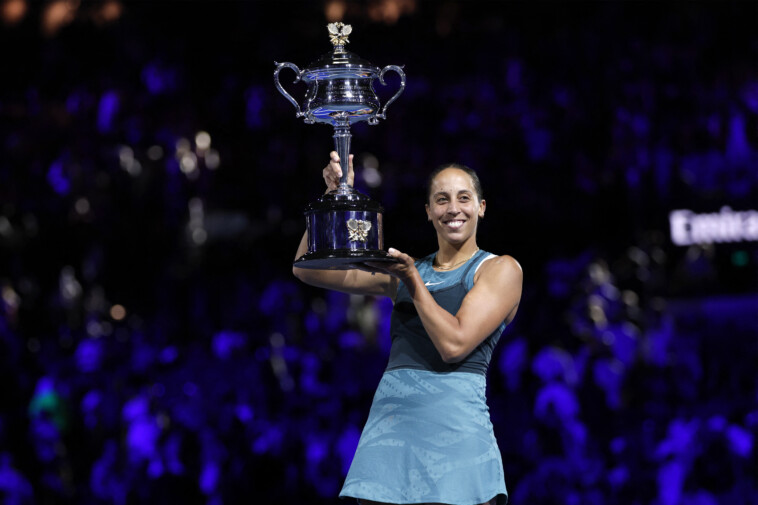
274, 23, 406, 270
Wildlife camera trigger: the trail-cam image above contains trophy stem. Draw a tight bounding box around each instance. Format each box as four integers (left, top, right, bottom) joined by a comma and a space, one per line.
333, 120, 352, 192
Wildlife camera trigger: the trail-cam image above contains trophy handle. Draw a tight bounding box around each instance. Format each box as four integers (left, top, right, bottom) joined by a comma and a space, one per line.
274, 62, 304, 118
303, 80, 319, 124
372, 65, 406, 124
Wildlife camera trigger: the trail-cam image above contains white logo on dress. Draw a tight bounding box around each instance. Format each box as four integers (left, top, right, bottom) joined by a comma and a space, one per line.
424, 281, 444, 287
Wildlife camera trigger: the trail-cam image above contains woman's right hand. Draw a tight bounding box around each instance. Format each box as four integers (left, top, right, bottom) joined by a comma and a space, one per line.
323, 151, 354, 193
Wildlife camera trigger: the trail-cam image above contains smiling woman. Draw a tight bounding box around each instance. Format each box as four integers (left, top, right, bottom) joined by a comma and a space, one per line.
293, 152, 523, 505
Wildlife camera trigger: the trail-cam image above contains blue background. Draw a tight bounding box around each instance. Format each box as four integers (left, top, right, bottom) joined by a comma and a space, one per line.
0, 1, 756, 504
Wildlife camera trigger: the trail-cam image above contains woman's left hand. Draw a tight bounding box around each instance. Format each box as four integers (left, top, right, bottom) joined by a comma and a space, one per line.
361, 247, 417, 283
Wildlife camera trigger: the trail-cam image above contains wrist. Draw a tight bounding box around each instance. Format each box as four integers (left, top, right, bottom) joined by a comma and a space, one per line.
401, 267, 423, 292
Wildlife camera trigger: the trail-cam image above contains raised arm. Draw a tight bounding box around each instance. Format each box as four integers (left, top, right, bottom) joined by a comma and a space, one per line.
292, 152, 398, 298
377, 249, 523, 363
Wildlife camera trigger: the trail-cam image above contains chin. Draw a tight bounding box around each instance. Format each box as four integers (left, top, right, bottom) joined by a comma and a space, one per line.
440, 231, 473, 244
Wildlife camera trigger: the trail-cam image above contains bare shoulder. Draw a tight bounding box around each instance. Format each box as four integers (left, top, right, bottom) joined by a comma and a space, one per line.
474, 254, 523, 285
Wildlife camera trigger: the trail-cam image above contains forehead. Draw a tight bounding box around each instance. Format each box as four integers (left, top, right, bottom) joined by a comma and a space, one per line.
430, 168, 476, 193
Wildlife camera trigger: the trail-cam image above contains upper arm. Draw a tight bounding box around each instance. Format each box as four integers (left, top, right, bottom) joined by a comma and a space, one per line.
454, 255, 523, 347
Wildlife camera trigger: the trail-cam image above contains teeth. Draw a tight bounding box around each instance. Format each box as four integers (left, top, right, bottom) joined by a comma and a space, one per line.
445, 220, 464, 229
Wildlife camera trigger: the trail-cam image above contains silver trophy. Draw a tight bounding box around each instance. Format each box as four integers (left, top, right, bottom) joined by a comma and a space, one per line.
274, 22, 406, 269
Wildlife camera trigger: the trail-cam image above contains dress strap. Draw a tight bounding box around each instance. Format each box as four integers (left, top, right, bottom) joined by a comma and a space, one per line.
460, 249, 487, 279
465, 250, 497, 290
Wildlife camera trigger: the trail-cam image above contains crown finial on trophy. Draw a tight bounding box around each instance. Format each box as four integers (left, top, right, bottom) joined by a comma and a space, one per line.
327, 22, 352, 48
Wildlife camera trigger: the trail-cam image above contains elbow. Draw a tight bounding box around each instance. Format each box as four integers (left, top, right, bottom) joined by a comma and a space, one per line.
292, 265, 306, 283
439, 343, 468, 364
292, 265, 323, 288
435, 327, 471, 364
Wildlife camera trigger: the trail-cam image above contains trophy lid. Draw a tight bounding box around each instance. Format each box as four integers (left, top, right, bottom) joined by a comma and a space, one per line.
302, 23, 379, 81
305, 188, 384, 213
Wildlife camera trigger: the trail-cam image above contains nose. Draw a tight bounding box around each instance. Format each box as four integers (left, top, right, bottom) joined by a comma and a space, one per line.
447, 200, 460, 214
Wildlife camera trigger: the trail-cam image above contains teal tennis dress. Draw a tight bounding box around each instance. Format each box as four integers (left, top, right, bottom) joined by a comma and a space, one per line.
340, 250, 508, 505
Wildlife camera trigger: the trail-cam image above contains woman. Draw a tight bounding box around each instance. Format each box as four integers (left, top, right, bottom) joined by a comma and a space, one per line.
293, 152, 523, 505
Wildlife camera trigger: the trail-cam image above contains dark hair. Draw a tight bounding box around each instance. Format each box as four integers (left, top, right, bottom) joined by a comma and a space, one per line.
425, 162, 484, 203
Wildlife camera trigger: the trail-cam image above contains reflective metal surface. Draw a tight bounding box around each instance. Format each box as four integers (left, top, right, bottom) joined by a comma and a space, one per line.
274, 23, 405, 269
274, 22, 406, 129
307, 210, 381, 251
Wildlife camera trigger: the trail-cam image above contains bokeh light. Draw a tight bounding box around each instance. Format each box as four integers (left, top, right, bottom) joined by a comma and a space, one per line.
110, 304, 126, 321
1, 0, 27, 26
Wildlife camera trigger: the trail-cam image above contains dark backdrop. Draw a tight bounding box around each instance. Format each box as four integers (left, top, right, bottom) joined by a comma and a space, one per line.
0, 1, 756, 504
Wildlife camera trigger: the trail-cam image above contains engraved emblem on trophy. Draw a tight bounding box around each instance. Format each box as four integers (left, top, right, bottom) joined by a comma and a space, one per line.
274, 22, 406, 269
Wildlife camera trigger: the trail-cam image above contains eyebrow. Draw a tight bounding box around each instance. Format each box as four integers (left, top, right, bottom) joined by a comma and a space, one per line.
433, 189, 473, 198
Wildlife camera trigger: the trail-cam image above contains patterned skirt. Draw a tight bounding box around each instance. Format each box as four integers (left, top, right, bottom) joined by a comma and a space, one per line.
340, 368, 508, 505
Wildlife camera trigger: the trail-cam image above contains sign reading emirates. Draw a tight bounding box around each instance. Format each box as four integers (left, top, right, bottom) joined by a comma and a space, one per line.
669, 207, 758, 246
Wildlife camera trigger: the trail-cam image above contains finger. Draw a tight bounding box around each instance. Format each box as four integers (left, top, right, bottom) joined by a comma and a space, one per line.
323, 166, 337, 185
327, 151, 341, 176
388, 248, 413, 266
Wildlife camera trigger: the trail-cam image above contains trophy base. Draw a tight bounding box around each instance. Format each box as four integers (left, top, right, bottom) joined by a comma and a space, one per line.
293, 249, 399, 270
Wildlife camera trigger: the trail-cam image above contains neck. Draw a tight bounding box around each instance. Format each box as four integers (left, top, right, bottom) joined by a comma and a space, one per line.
434, 241, 479, 269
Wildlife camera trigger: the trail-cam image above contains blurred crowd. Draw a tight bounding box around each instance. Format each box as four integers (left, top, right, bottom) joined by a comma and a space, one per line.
0, 1, 756, 504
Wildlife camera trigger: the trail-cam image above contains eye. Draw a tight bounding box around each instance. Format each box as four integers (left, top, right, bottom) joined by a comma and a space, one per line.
436, 196, 448, 204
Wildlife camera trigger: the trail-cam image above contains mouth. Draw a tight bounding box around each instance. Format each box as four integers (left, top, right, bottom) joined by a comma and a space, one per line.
443, 219, 466, 230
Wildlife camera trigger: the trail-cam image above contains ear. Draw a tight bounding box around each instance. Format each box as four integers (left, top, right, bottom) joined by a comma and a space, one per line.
425, 204, 431, 221
478, 199, 486, 219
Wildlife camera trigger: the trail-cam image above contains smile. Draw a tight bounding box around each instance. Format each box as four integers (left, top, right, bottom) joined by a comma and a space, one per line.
443, 220, 465, 229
